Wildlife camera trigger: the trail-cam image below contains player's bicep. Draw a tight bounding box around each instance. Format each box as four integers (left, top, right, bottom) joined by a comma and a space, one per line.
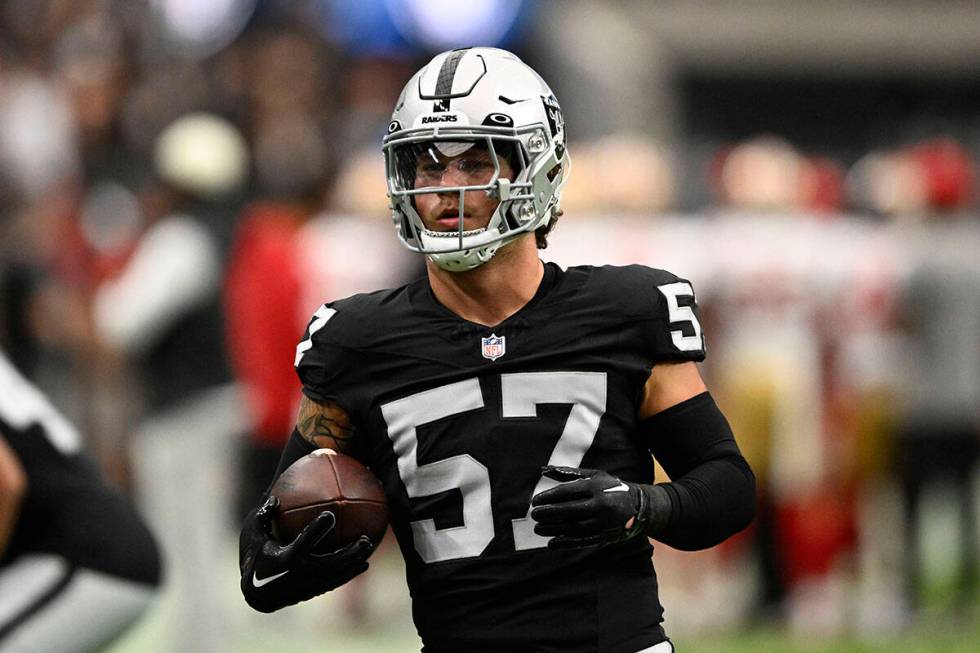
632, 268, 709, 418
639, 361, 707, 419
295, 394, 357, 455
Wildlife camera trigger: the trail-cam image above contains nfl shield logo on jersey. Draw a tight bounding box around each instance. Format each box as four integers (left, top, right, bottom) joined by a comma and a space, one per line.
481, 334, 506, 361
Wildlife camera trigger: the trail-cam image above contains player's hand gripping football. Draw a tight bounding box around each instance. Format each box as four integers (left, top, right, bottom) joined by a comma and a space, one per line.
239, 495, 373, 613
530, 466, 658, 549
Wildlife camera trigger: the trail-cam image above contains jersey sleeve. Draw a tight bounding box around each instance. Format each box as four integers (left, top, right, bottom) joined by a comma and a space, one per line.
637, 267, 707, 364
293, 303, 355, 408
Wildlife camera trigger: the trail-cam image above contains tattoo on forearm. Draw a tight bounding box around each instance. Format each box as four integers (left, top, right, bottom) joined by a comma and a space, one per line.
296, 396, 356, 453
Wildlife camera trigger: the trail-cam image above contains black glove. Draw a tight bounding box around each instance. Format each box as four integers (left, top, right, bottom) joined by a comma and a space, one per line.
239, 496, 374, 613
530, 466, 670, 549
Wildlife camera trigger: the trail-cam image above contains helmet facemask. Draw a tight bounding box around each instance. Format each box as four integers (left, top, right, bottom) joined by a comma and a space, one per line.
384, 125, 558, 272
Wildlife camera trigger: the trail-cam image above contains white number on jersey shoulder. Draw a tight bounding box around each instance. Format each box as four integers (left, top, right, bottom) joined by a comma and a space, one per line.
294, 305, 337, 367
657, 281, 704, 352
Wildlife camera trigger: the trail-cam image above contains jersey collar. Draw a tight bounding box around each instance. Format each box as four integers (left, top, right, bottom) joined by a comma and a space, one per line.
411, 261, 563, 333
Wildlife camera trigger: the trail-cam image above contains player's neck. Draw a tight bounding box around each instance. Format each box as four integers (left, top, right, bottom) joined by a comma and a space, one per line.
426, 237, 544, 327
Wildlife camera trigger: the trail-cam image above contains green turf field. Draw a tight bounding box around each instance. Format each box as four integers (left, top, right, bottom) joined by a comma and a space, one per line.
109, 599, 978, 653
104, 537, 978, 653
222, 616, 980, 653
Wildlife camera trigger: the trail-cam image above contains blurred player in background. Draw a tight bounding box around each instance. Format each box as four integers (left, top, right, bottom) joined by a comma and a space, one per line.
0, 349, 161, 653
897, 229, 980, 612
240, 48, 755, 652
112, 113, 248, 653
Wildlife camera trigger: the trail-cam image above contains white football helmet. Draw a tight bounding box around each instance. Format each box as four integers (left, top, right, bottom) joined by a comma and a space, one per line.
383, 47, 570, 271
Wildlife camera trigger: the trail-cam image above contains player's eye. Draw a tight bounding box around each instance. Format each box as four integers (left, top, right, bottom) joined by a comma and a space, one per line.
417, 161, 446, 178
457, 158, 492, 171
455, 157, 495, 181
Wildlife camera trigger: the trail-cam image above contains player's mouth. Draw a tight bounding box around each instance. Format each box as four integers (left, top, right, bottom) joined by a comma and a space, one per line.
434, 210, 473, 229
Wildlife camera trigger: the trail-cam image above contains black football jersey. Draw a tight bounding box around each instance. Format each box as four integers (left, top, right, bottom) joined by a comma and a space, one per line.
295, 263, 705, 653
0, 351, 160, 585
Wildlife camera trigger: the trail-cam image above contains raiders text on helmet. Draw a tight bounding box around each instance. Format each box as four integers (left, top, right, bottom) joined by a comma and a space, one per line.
383, 48, 570, 271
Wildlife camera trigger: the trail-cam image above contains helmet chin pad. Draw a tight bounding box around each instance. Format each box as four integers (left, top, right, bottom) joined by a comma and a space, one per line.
428, 244, 499, 271
420, 225, 502, 271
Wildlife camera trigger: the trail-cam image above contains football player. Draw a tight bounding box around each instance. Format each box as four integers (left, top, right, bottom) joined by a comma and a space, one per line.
0, 350, 161, 652
240, 48, 755, 653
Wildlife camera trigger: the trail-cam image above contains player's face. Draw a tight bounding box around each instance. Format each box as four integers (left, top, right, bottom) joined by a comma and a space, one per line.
413, 144, 514, 232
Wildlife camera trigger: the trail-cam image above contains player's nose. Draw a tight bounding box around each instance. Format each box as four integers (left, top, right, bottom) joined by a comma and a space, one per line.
435, 176, 462, 197
437, 164, 470, 188
433, 191, 459, 211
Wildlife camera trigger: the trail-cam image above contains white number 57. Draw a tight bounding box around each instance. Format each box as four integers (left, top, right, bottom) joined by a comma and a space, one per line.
380, 372, 607, 563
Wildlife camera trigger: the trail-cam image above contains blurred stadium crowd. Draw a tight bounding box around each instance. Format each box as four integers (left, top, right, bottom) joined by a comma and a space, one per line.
0, 1, 977, 651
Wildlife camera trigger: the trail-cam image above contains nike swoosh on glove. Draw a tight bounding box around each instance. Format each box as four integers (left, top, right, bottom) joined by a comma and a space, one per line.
529, 466, 651, 549
240, 496, 373, 613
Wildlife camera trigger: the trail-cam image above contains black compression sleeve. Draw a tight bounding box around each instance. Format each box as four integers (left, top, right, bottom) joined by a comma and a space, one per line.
637, 392, 756, 551
265, 428, 318, 495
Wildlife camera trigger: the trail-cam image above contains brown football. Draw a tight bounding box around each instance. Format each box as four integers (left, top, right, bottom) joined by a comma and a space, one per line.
269, 449, 388, 552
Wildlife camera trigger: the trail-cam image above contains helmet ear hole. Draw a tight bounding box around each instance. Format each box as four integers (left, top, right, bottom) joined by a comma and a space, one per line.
494, 140, 522, 178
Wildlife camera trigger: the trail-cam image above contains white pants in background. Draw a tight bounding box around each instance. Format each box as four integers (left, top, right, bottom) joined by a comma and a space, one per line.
0, 555, 156, 653
131, 383, 244, 653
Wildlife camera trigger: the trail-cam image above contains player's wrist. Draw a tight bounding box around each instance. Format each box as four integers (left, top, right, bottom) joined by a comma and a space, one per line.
633, 483, 673, 538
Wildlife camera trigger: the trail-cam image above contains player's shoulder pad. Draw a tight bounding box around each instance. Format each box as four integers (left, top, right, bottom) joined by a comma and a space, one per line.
570, 264, 688, 317
294, 286, 406, 366
580, 264, 706, 362
300, 287, 407, 351
293, 286, 409, 405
